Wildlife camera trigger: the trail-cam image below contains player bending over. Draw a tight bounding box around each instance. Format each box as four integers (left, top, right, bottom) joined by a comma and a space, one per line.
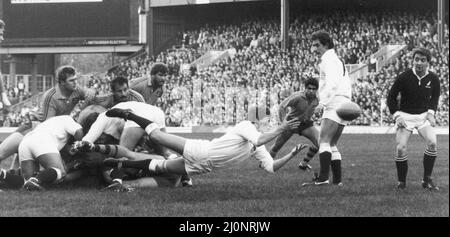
19, 115, 86, 191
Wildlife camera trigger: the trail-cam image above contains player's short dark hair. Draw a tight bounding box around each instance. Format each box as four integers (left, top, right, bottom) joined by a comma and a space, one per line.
150, 62, 168, 75
82, 112, 100, 135
110, 76, 129, 91
412, 47, 431, 62
56, 65, 76, 83
304, 78, 319, 88
0, 19, 5, 29
311, 30, 334, 49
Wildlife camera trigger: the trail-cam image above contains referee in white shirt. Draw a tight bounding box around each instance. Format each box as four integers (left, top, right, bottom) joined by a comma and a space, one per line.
304, 31, 353, 186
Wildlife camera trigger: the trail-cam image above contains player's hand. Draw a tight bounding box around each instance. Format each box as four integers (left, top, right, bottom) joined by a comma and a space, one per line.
70, 141, 83, 154
395, 116, 407, 128
290, 144, 308, 156
281, 117, 301, 131
314, 104, 324, 117
426, 113, 436, 127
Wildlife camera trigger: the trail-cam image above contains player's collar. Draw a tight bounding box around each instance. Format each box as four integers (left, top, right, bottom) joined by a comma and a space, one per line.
320, 49, 335, 62
55, 84, 69, 99
412, 67, 429, 80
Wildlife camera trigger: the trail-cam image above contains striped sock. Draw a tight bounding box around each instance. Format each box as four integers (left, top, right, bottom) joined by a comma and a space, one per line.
395, 155, 408, 183
304, 146, 319, 162
423, 149, 437, 181
93, 144, 119, 158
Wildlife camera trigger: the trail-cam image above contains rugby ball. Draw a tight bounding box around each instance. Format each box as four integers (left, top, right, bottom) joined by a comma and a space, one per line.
336, 101, 361, 121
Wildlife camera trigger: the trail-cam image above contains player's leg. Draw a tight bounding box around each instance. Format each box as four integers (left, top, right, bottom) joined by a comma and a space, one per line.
298, 124, 319, 170
80, 142, 167, 161
0, 132, 24, 162
9, 154, 20, 170
119, 127, 145, 151
104, 155, 187, 174
18, 139, 39, 181
149, 129, 186, 155
329, 124, 345, 185
0, 124, 33, 162
316, 118, 341, 183
23, 153, 66, 191
103, 157, 186, 191
417, 125, 439, 190
106, 108, 187, 155
395, 127, 412, 189
269, 129, 293, 158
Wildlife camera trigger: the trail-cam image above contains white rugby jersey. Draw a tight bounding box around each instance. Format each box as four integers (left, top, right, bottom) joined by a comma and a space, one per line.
83, 101, 165, 142
318, 49, 352, 106
25, 115, 82, 151
207, 121, 275, 173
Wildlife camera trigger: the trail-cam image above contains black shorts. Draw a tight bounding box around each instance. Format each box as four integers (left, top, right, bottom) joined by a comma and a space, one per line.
296, 120, 314, 134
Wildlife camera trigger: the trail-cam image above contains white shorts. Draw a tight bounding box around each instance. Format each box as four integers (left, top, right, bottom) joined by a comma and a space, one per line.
322, 96, 351, 125
395, 111, 430, 131
182, 139, 212, 176
18, 134, 59, 162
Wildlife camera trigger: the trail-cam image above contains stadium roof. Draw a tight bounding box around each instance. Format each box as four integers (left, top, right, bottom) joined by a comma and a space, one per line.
150, 0, 263, 7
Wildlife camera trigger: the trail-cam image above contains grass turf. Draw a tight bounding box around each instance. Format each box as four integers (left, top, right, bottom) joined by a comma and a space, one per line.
0, 134, 448, 217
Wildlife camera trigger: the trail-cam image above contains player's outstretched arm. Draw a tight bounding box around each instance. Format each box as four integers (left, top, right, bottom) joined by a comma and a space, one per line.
256, 118, 300, 146
272, 144, 308, 172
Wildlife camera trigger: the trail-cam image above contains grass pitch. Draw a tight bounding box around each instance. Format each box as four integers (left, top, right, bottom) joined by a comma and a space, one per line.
0, 134, 448, 217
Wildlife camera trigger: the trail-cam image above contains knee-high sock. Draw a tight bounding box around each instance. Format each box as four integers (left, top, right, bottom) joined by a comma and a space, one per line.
331, 147, 342, 184
395, 155, 408, 183
127, 113, 153, 130
120, 159, 153, 171
423, 149, 437, 181
304, 146, 319, 162
120, 159, 167, 175
93, 144, 119, 157
318, 143, 332, 182
35, 168, 61, 185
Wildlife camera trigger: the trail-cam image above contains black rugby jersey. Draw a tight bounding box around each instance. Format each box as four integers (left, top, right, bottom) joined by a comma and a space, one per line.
387, 69, 440, 115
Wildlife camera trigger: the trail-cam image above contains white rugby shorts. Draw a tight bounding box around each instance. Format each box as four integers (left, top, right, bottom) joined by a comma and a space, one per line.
322, 95, 351, 125
182, 139, 213, 175
395, 111, 430, 131
18, 134, 59, 162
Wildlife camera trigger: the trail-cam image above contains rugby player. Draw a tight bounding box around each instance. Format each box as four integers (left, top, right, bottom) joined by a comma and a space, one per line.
269, 77, 320, 171
302, 31, 353, 186
0, 66, 95, 166
387, 47, 441, 191
19, 115, 85, 191
76, 106, 307, 182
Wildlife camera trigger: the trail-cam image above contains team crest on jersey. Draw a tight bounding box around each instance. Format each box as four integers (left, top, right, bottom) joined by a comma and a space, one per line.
425, 81, 431, 88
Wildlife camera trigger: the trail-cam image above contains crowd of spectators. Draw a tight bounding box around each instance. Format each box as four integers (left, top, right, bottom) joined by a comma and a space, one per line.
2, 9, 448, 128
106, 9, 448, 127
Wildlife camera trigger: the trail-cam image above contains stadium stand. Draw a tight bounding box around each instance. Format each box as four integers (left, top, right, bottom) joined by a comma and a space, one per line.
2, 9, 448, 128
